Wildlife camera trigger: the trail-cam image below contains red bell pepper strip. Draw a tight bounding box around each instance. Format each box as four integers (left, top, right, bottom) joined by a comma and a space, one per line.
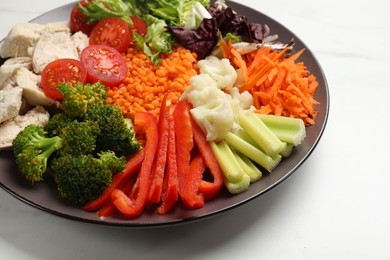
147, 92, 171, 204
180, 153, 205, 209
83, 149, 145, 212
157, 107, 179, 215
190, 117, 224, 201
97, 175, 137, 217
111, 112, 158, 218
173, 100, 194, 194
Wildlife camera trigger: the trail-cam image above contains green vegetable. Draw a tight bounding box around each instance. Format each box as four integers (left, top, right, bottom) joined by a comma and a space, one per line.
13, 81, 140, 207
13, 124, 62, 183
225, 131, 281, 172
207, 111, 307, 194
84, 104, 140, 157
51, 151, 125, 206
78, 0, 141, 25
256, 114, 306, 146
210, 141, 250, 194
233, 150, 262, 183
45, 113, 75, 137
12, 121, 99, 183
184, 1, 212, 29
134, 15, 174, 63
238, 112, 286, 156
57, 121, 101, 157
57, 82, 107, 119
140, 0, 210, 27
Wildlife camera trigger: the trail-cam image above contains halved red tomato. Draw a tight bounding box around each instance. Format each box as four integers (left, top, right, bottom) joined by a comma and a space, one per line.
80, 45, 128, 86
41, 58, 87, 100
69, 0, 96, 35
129, 16, 147, 40
89, 17, 131, 53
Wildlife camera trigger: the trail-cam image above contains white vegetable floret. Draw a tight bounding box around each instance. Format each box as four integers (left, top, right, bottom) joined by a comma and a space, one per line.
181, 74, 234, 141
229, 87, 254, 111
197, 55, 237, 91
181, 55, 256, 142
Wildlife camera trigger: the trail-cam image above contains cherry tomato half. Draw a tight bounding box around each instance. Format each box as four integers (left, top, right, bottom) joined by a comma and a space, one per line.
89, 17, 131, 53
80, 45, 128, 86
129, 16, 147, 40
41, 58, 87, 100
69, 0, 97, 35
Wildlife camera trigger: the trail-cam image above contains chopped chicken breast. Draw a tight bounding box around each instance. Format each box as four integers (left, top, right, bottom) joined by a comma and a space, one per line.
0, 23, 46, 58
31, 31, 79, 74
0, 86, 23, 124
71, 31, 89, 55
0, 106, 50, 150
14, 67, 54, 106
0, 57, 32, 89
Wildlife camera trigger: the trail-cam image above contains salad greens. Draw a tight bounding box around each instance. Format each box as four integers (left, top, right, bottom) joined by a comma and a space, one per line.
78, 0, 142, 25
78, 0, 211, 62
78, 0, 272, 62
133, 15, 174, 63
138, 0, 211, 27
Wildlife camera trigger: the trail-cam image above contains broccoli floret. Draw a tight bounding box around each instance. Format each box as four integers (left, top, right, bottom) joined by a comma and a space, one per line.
12, 124, 62, 183
45, 113, 75, 137
57, 81, 107, 119
51, 151, 126, 206
57, 120, 101, 157
85, 104, 140, 157
13, 120, 103, 183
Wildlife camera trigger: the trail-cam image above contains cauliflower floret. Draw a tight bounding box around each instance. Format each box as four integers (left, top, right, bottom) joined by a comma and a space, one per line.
181, 74, 234, 141
197, 55, 237, 91
181, 56, 256, 142
229, 87, 254, 111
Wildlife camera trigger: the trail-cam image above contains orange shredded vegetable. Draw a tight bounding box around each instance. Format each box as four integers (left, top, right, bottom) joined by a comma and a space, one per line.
220, 40, 320, 125
106, 45, 198, 119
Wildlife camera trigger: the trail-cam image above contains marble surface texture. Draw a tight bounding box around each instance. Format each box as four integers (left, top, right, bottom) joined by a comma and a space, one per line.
1, 0, 390, 259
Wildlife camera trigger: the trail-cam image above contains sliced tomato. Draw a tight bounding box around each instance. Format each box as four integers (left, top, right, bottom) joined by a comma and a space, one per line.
69, 1, 96, 35
41, 58, 87, 100
80, 45, 128, 86
89, 17, 131, 53
129, 16, 147, 39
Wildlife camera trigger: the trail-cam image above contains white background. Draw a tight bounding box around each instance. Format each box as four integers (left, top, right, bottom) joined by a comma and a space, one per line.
1, 0, 390, 259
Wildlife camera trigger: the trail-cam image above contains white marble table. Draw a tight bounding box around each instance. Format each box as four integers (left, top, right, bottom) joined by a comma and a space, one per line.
1, 0, 389, 259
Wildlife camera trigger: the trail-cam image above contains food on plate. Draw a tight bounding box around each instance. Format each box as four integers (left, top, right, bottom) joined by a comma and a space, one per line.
89, 17, 132, 52
220, 40, 319, 125
12, 81, 139, 205
0, 0, 321, 219
0, 106, 49, 149
70, 0, 98, 35
0, 87, 23, 124
51, 151, 126, 206
41, 58, 87, 100
80, 44, 128, 86
107, 45, 198, 119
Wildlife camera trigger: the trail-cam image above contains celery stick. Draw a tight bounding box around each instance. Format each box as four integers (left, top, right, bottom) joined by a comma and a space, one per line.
210, 141, 245, 183
239, 113, 286, 156
235, 129, 292, 157
280, 143, 294, 157
225, 132, 281, 172
210, 141, 250, 194
224, 174, 250, 194
256, 114, 306, 146
233, 149, 262, 183
236, 127, 291, 158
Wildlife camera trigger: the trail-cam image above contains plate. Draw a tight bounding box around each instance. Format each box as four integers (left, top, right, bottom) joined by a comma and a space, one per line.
0, 1, 329, 227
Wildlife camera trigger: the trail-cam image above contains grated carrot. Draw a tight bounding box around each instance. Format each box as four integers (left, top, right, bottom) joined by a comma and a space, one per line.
220, 40, 320, 126
106, 45, 199, 119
